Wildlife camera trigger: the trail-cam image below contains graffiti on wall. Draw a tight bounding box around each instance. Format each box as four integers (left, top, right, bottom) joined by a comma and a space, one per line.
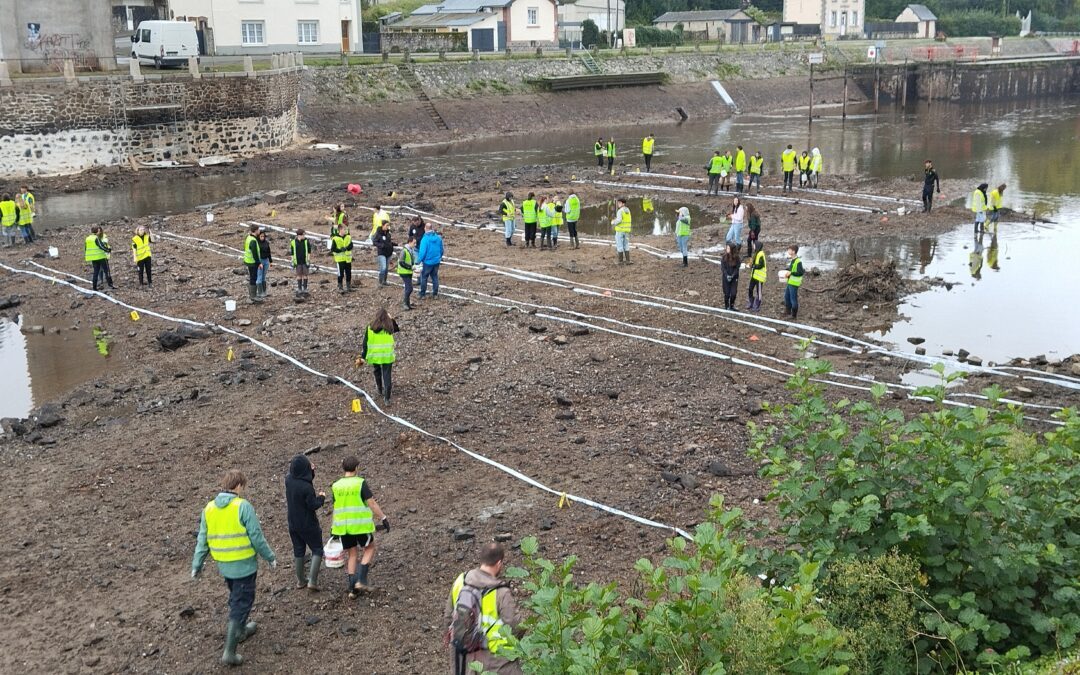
23, 26, 99, 71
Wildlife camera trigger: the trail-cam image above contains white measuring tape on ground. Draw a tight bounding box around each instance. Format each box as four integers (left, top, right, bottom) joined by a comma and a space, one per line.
578, 179, 881, 214
1, 261, 695, 540
633, 171, 923, 207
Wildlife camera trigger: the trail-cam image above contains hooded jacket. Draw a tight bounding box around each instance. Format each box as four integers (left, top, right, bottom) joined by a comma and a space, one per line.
192, 492, 275, 579
285, 455, 325, 536
445, 568, 522, 673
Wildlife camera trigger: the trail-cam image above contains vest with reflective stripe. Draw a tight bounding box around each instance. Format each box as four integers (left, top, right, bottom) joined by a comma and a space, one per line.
397, 245, 415, 274
366, 326, 395, 365
552, 202, 563, 227
614, 207, 632, 233
799, 155, 811, 171
331, 476, 374, 535
749, 156, 763, 175
521, 199, 537, 224
788, 258, 803, 287
719, 155, 732, 172
243, 235, 258, 265
450, 573, 507, 655
752, 250, 767, 283
204, 497, 255, 562
85, 235, 108, 262
501, 199, 515, 221
332, 234, 353, 264
734, 150, 746, 172
565, 195, 580, 222
642, 137, 654, 155
17, 194, 33, 225
675, 215, 691, 237
782, 150, 797, 171
709, 156, 724, 174
970, 189, 986, 213
537, 204, 551, 229
132, 234, 152, 262
290, 237, 310, 266
0, 200, 16, 228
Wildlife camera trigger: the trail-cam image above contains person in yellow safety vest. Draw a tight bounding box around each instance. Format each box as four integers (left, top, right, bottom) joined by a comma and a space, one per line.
565, 192, 581, 249
781, 145, 798, 193
290, 228, 312, 296
16, 186, 35, 243
781, 244, 804, 320
809, 148, 823, 188
397, 234, 417, 309
798, 151, 811, 187
85, 225, 114, 291
971, 183, 989, 234
987, 183, 1006, 231
675, 206, 691, 267
0, 193, 17, 247
537, 195, 553, 250
551, 195, 563, 249
500, 192, 517, 247
191, 469, 277, 667
719, 151, 734, 191
734, 146, 747, 193
358, 307, 399, 403
446, 543, 523, 675
131, 225, 154, 288
594, 137, 605, 169
747, 240, 767, 312
330, 456, 389, 597
241, 224, 263, 304
606, 137, 617, 175
748, 151, 764, 195
331, 223, 354, 293
642, 133, 655, 173
370, 205, 389, 241
707, 151, 724, 196
521, 192, 538, 248
612, 197, 632, 265
329, 202, 348, 239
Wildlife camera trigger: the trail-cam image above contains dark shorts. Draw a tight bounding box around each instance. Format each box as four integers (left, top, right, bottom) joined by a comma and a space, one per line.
294, 263, 309, 275
340, 533, 373, 550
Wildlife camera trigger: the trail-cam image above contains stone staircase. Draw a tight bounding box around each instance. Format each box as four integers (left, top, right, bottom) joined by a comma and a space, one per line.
396, 64, 449, 131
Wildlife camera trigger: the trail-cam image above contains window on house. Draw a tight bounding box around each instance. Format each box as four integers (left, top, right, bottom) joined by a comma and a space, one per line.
851, 11, 859, 25
241, 21, 265, 45
829, 11, 837, 27
297, 20, 319, 44
527, 7, 539, 25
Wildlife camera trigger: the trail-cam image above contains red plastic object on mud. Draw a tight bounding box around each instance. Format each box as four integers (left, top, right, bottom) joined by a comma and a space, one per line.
347, 184, 362, 195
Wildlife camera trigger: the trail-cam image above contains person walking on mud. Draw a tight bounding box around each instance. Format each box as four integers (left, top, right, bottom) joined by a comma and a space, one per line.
330, 456, 390, 597
286, 454, 326, 592
521, 193, 538, 248
500, 192, 517, 247
971, 183, 989, 235
781, 245, 804, 320
290, 228, 312, 296
707, 151, 723, 196
606, 137, 617, 175
191, 469, 277, 667
131, 224, 153, 289
331, 222, 354, 293
922, 161, 940, 213
373, 219, 394, 286
255, 229, 272, 299
85, 225, 115, 292
748, 151, 764, 195
675, 206, 691, 267
358, 307, 399, 403
747, 240, 766, 312
642, 133, 655, 173
612, 197, 632, 265
398, 234, 417, 310
721, 244, 740, 311
565, 191, 581, 249
446, 543, 523, 675
417, 222, 444, 299
781, 145, 797, 193
988, 183, 1006, 232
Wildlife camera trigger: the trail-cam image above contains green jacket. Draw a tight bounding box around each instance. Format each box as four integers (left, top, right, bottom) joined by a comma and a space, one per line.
192, 492, 276, 579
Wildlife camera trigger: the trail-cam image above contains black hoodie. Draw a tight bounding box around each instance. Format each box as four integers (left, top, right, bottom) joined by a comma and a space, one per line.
285, 454, 325, 535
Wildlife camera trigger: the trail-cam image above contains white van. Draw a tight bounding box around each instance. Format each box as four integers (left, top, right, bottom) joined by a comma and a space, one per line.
131, 21, 200, 68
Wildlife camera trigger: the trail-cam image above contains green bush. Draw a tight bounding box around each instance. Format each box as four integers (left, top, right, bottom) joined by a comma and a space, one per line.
498, 498, 853, 674
581, 19, 600, 49
937, 10, 1022, 37
631, 25, 684, 47
750, 359, 1080, 668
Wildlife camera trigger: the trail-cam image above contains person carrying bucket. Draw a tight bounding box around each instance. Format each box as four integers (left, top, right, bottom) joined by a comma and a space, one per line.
330, 456, 390, 597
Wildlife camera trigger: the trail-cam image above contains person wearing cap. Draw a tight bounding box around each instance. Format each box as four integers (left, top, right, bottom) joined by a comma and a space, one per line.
192, 469, 277, 667
290, 228, 312, 296
500, 192, 517, 247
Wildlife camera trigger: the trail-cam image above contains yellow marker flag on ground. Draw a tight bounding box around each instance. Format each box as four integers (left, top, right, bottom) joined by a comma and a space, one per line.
226, 347, 234, 361
351, 399, 362, 413
129, 310, 140, 321
558, 492, 571, 509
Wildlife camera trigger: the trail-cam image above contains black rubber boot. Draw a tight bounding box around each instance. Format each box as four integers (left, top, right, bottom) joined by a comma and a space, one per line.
356, 563, 373, 592
682, 256, 688, 267
248, 283, 262, 304
624, 251, 632, 265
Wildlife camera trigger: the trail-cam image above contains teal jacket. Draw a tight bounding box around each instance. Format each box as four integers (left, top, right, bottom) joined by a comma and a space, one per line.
192, 492, 276, 579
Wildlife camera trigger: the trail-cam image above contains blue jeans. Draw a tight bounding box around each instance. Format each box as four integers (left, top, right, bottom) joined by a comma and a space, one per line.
614, 231, 630, 252
400, 272, 413, 305
257, 259, 270, 285
419, 263, 439, 297
736, 171, 744, 191
726, 222, 742, 246
676, 235, 690, 256
747, 174, 760, 191
225, 572, 257, 623
784, 284, 799, 312
552, 226, 559, 244
503, 218, 515, 239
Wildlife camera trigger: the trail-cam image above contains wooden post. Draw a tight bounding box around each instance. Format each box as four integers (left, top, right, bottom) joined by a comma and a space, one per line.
842, 67, 848, 119
873, 66, 880, 113
808, 61, 814, 123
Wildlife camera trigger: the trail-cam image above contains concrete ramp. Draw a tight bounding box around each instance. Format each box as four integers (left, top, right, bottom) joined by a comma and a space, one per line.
710, 80, 739, 113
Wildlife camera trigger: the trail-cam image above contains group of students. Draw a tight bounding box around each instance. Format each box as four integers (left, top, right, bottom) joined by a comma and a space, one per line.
969, 181, 1007, 234
194, 458, 522, 673
500, 191, 582, 249
81, 224, 155, 291
0, 185, 37, 247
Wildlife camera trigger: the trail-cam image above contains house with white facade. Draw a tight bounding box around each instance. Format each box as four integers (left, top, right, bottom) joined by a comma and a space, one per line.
382, 0, 557, 52
896, 4, 936, 38
169, 0, 362, 55
784, 0, 864, 38
559, 0, 624, 47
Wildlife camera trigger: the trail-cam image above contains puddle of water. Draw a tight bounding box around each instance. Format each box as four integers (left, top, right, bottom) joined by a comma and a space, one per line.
799, 218, 1080, 364
575, 198, 709, 237
0, 317, 114, 419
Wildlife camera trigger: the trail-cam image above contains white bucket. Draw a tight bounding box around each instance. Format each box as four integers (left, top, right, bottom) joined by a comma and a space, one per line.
47, 246, 59, 259
205, 212, 215, 224
324, 536, 345, 568
224, 299, 237, 312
